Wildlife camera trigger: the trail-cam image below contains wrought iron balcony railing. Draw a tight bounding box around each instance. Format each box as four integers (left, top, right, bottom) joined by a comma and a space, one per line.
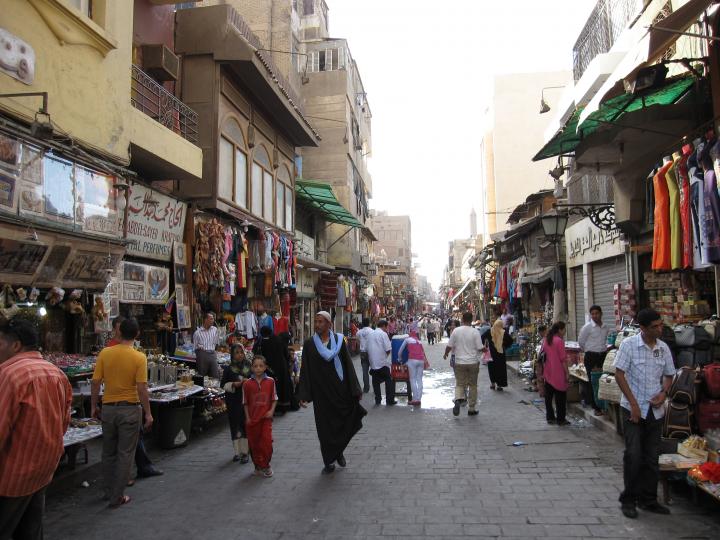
572, 0, 644, 81
130, 64, 199, 145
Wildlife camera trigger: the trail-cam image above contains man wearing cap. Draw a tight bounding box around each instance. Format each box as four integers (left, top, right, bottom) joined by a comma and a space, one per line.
298, 311, 366, 474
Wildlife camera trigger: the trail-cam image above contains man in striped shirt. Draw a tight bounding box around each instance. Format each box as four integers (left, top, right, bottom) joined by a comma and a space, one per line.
193, 312, 220, 378
0, 319, 72, 539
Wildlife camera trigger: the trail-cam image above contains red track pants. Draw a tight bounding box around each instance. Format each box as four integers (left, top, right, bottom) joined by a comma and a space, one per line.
246, 418, 273, 469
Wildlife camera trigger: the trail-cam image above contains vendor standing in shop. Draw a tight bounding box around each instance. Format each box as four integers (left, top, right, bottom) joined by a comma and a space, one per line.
193, 312, 220, 379
578, 305, 610, 417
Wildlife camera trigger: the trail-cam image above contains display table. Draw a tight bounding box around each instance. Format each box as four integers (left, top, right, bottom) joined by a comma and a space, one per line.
63, 423, 103, 469
149, 384, 204, 403
658, 454, 705, 504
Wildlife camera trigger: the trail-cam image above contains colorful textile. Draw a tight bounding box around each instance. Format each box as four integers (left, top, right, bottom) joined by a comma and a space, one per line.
652, 162, 672, 270
665, 160, 682, 269
676, 147, 693, 268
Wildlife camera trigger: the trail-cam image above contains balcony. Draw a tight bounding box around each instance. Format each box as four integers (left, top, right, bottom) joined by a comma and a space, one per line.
131, 64, 198, 145
572, 0, 644, 81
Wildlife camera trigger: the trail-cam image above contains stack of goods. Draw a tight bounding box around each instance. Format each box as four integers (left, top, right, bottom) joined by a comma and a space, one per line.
645, 272, 713, 325
613, 283, 636, 327
44, 353, 96, 377
673, 324, 714, 368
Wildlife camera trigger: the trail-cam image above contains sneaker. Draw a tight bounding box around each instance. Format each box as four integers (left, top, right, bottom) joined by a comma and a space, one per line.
452, 400, 461, 416
638, 502, 670, 515
262, 467, 273, 478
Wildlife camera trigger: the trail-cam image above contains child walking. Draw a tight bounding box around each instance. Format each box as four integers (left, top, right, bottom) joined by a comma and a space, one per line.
243, 355, 277, 477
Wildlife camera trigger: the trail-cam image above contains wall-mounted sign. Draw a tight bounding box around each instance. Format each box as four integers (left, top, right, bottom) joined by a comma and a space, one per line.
120, 261, 170, 305
0, 29, 35, 85
125, 184, 186, 262
565, 217, 624, 268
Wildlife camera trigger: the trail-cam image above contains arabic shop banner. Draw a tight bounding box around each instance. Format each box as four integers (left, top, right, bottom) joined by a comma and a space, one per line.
565, 217, 624, 268
125, 183, 186, 262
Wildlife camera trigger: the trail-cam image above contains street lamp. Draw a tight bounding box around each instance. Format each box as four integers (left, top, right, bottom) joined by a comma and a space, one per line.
541, 211, 568, 240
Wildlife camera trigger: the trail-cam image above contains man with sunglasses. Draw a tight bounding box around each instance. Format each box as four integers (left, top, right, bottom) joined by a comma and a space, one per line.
0, 319, 72, 539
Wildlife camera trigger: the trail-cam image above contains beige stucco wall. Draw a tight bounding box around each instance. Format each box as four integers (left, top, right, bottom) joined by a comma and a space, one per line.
481, 71, 571, 236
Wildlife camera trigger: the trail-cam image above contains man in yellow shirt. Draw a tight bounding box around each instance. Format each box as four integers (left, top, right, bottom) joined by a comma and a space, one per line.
91, 318, 153, 508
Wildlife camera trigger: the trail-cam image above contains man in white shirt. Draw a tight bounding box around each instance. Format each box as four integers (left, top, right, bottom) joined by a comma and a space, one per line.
366, 320, 395, 406
613, 308, 675, 519
443, 312, 484, 416
356, 318, 373, 393
192, 312, 220, 378
578, 305, 611, 416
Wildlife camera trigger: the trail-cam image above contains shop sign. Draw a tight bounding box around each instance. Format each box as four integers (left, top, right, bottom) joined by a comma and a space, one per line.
296, 269, 318, 297
0, 239, 47, 275
120, 261, 170, 305
125, 184, 186, 262
565, 217, 624, 267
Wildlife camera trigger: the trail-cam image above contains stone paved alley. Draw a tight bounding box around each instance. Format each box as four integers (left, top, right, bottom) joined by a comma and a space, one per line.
45, 340, 720, 540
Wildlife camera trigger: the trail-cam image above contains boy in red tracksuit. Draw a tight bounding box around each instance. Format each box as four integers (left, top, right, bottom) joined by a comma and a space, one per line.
243, 355, 277, 477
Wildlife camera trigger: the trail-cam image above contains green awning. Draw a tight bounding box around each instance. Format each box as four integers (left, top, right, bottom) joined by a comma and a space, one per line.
295, 179, 363, 228
533, 75, 696, 161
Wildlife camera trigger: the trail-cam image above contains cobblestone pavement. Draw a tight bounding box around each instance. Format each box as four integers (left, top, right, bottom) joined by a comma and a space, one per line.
45, 339, 720, 540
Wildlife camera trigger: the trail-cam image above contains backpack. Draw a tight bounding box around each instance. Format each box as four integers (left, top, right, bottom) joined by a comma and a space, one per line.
668, 367, 699, 405
663, 402, 693, 439
702, 363, 720, 399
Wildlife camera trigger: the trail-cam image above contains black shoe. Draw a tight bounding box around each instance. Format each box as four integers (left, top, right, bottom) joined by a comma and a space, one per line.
232, 455, 241, 462
547, 419, 556, 425
496, 387, 504, 392
468, 410, 479, 416
621, 505, 638, 519
557, 420, 571, 426
336, 454, 346, 467
239, 454, 249, 464
639, 502, 670, 515
387, 400, 398, 406
452, 400, 461, 416
363, 388, 370, 393
322, 464, 336, 474
137, 467, 164, 478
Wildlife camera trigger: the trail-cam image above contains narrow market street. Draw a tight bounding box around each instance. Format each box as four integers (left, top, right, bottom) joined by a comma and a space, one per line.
44, 339, 720, 540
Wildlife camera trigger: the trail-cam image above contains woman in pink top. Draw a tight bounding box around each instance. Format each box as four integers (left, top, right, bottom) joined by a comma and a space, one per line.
540, 321, 570, 425
398, 331, 428, 407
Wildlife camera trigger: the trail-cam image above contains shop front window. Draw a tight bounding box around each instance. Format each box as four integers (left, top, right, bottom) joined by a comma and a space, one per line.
263, 170, 273, 222
219, 118, 248, 208
251, 163, 262, 216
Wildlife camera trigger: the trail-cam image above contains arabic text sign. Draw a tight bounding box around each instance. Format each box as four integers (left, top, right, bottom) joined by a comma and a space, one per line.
125, 184, 186, 261
565, 217, 624, 268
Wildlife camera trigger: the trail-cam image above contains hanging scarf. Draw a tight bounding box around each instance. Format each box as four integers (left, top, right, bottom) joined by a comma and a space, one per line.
312, 331, 344, 381
491, 319, 505, 354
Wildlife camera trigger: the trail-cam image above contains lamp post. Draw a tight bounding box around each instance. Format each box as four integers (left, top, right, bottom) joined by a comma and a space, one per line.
541, 210, 569, 264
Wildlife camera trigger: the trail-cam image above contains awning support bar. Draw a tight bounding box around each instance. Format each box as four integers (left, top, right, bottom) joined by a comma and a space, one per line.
647, 25, 720, 42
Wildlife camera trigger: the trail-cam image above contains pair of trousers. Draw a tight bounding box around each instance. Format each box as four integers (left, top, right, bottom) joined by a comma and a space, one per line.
101, 405, 141, 504
620, 407, 662, 506
427, 332, 436, 344
134, 429, 154, 475
360, 352, 370, 392
370, 366, 395, 404
0, 488, 45, 540
454, 362, 480, 410
544, 382, 567, 422
195, 349, 220, 378
407, 359, 424, 401
582, 351, 606, 411
246, 418, 273, 469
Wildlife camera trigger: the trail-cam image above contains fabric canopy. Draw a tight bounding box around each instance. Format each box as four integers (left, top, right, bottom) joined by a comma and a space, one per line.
295, 179, 364, 227
533, 75, 696, 161
520, 266, 554, 285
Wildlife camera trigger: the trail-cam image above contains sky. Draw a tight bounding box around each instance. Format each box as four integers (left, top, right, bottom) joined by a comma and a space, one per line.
329, 0, 597, 290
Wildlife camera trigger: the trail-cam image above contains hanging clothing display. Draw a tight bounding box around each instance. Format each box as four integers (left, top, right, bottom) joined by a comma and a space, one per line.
664, 158, 682, 269
700, 139, 720, 263
651, 162, 672, 271
676, 146, 693, 269
235, 310, 258, 339
688, 140, 711, 269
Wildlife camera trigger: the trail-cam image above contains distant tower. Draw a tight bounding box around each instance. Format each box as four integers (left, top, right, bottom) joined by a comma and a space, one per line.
470, 208, 477, 238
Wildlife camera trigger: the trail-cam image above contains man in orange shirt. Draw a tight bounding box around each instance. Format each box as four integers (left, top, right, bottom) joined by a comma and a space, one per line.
91, 318, 153, 508
0, 319, 72, 539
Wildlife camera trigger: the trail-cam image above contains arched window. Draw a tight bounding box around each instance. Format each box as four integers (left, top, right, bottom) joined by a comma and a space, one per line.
251, 145, 274, 222
218, 117, 247, 208
276, 165, 293, 231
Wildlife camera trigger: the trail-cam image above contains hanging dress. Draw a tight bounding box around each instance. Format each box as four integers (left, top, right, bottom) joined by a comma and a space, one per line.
652, 162, 672, 271
675, 147, 693, 269
664, 159, 682, 269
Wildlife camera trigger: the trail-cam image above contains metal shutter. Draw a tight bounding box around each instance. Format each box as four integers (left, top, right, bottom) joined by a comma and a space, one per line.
591, 256, 626, 328
573, 267, 585, 340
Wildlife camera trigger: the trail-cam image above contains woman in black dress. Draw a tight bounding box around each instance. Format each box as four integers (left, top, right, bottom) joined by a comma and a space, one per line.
220, 344, 252, 462
481, 318, 513, 391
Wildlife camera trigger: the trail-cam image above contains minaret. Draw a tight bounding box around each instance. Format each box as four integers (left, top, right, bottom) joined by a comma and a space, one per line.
470, 208, 477, 238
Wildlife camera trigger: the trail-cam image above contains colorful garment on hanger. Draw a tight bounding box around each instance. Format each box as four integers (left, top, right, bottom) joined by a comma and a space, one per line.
676, 147, 693, 269
700, 140, 720, 263
652, 162, 672, 271
689, 143, 711, 268
665, 159, 682, 269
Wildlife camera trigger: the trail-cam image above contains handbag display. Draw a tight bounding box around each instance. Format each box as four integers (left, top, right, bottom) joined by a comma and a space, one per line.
673, 325, 712, 349
663, 401, 693, 439
700, 319, 720, 344
697, 399, 720, 433
668, 367, 699, 405
602, 350, 617, 374
702, 363, 720, 399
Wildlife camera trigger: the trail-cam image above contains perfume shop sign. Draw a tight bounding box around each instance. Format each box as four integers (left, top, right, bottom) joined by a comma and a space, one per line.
125, 184, 186, 262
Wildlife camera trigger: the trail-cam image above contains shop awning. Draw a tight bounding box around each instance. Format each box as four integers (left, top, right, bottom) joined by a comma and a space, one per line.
295, 179, 364, 228
520, 267, 555, 285
451, 278, 474, 303
533, 75, 696, 161
578, 0, 715, 126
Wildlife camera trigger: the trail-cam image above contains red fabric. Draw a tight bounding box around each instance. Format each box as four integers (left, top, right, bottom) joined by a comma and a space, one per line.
243, 376, 276, 469
273, 316, 289, 336
677, 149, 693, 268
652, 163, 673, 271
0, 351, 72, 497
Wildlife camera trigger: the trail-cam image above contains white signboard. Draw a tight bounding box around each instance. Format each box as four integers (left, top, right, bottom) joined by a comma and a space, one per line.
125, 184, 186, 261
565, 217, 625, 268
